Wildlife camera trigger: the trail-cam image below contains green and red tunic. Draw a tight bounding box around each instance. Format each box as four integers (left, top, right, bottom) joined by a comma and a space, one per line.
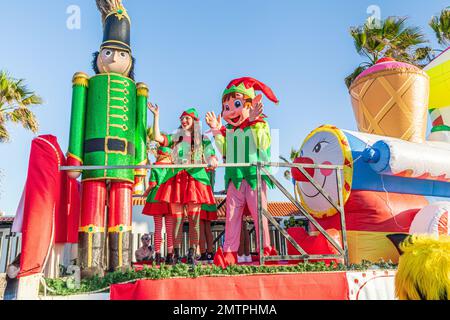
213, 118, 274, 190
200, 203, 218, 221
142, 161, 171, 216
155, 131, 216, 205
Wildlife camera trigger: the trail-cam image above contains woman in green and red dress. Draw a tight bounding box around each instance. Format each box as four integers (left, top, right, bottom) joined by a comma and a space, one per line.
148, 103, 218, 264
142, 145, 174, 265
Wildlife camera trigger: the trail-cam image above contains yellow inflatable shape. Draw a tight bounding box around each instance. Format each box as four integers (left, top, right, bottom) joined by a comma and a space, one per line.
425, 48, 450, 111
347, 231, 402, 264
396, 235, 450, 300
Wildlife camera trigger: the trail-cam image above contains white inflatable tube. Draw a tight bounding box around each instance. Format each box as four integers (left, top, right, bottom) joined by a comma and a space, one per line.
364, 138, 450, 182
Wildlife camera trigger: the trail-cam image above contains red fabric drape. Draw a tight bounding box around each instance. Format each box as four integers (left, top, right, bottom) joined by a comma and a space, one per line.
66, 177, 81, 244
18, 135, 64, 277
110, 273, 349, 300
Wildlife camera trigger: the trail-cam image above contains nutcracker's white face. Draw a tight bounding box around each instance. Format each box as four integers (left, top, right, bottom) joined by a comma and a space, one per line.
97, 48, 132, 76
292, 130, 346, 217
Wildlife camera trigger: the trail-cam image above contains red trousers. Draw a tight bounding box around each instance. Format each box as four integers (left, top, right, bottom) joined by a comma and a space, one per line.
80, 180, 133, 235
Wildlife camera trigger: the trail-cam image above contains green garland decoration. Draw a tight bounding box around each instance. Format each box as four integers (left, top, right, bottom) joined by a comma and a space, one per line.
42, 260, 397, 296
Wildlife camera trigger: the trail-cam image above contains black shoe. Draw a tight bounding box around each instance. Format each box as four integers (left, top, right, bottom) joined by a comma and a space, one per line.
173, 249, 181, 265
199, 252, 207, 261
155, 253, 162, 265
206, 252, 215, 263
187, 248, 196, 265
166, 253, 174, 265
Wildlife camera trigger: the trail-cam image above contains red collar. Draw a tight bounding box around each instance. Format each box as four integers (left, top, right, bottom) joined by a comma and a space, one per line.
154, 161, 172, 165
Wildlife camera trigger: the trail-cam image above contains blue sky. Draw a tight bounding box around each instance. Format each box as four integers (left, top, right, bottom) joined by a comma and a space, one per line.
0, 0, 448, 215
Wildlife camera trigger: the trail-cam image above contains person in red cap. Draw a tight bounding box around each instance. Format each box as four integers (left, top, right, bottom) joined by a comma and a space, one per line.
206, 77, 279, 265
148, 104, 218, 264
142, 144, 174, 265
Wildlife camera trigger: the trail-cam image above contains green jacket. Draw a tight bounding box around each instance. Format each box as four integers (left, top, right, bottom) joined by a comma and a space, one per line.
213, 120, 274, 190
146, 165, 168, 204
160, 132, 216, 186
68, 72, 148, 183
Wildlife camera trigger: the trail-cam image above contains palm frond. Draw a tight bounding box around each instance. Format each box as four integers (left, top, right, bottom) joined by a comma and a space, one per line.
345, 64, 370, 89
346, 16, 430, 86
290, 148, 300, 161
7, 108, 39, 133
21, 94, 43, 107
429, 7, 450, 46
0, 121, 9, 142
0, 70, 43, 141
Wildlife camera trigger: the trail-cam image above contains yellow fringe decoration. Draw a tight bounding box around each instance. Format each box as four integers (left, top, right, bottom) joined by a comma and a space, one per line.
72, 72, 89, 88
137, 82, 149, 97
396, 235, 450, 300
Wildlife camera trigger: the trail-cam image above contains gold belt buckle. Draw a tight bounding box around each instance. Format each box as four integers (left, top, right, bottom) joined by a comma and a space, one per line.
106, 137, 128, 156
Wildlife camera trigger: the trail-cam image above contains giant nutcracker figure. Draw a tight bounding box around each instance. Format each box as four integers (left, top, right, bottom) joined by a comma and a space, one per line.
67, 0, 148, 277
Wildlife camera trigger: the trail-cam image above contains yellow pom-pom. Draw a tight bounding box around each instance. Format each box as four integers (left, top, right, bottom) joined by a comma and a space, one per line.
396, 235, 450, 300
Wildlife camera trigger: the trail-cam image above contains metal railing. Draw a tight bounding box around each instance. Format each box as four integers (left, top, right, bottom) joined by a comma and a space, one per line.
60, 162, 349, 266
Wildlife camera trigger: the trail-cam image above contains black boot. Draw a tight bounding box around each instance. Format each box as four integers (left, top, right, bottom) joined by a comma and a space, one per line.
187, 248, 196, 265
166, 253, 174, 265
173, 248, 181, 265
154, 253, 162, 265
199, 252, 207, 263
206, 252, 215, 264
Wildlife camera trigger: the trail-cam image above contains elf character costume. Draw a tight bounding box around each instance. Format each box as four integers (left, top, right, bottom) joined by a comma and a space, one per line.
148, 105, 218, 264
206, 77, 279, 265
142, 146, 174, 265
67, 1, 148, 277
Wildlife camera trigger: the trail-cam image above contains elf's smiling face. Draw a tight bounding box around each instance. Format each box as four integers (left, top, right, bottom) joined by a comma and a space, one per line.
222, 93, 251, 127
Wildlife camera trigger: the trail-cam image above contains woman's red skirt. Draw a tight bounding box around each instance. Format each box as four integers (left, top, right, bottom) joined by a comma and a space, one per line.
142, 202, 171, 216
155, 170, 215, 205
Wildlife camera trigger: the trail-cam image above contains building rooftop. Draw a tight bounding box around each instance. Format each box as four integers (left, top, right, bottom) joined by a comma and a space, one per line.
0, 216, 14, 226
133, 197, 302, 219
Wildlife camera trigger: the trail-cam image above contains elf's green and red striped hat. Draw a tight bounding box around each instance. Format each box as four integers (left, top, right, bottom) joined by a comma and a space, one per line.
180, 107, 199, 121
223, 77, 279, 104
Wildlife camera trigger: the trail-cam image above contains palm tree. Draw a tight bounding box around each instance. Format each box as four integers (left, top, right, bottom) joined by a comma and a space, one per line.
279, 149, 301, 182
0, 71, 43, 142
429, 7, 450, 47
345, 16, 431, 88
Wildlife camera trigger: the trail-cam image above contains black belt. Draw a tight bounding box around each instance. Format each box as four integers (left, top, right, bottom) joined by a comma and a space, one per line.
84, 138, 135, 156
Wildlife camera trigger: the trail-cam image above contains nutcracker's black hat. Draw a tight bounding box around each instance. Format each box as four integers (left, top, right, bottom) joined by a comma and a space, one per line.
101, 7, 131, 53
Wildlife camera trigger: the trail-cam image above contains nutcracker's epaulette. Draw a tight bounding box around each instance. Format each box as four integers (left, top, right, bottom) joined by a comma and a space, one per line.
72, 72, 90, 87
136, 82, 149, 97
